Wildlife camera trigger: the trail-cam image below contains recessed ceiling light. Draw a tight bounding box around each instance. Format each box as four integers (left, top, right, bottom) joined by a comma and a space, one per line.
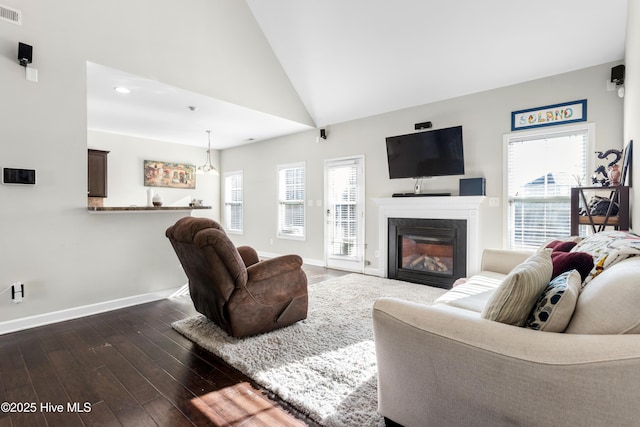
114, 86, 131, 94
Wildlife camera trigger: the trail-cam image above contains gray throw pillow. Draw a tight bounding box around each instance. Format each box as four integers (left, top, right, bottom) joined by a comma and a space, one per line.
481, 249, 553, 326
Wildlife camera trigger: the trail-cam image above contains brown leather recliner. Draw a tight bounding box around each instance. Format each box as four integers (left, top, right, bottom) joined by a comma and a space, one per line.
166, 217, 308, 338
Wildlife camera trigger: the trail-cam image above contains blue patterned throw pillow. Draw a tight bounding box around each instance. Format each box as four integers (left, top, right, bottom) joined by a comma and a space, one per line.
525, 270, 581, 332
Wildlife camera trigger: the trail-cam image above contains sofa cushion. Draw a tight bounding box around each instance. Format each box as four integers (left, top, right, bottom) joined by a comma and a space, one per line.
481, 249, 553, 326
550, 251, 593, 281
434, 271, 504, 313
570, 230, 640, 284
525, 270, 581, 332
565, 257, 640, 334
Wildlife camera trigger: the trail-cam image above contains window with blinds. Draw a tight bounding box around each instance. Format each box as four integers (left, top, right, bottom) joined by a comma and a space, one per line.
224, 171, 243, 233
278, 163, 305, 239
506, 126, 591, 249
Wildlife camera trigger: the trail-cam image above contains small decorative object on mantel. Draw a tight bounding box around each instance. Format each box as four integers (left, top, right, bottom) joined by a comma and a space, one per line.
591, 149, 622, 187
152, 193, 163, 207
511, 99, 587, 131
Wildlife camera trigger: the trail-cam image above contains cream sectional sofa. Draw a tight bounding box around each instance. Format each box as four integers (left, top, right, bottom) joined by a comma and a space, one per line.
373, 231, 640, 427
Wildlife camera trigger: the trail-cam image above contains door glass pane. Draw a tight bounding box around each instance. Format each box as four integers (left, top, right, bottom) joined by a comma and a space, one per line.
328, 163, 359, 258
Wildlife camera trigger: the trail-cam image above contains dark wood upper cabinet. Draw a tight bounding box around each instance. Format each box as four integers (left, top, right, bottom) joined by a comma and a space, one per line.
88, 149, 109, 197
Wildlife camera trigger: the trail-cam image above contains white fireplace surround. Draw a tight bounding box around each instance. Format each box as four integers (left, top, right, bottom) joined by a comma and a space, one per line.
373, 196, 485, 279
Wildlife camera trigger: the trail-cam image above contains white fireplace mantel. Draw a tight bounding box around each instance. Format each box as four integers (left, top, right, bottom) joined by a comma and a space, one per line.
373, 196, 485, 278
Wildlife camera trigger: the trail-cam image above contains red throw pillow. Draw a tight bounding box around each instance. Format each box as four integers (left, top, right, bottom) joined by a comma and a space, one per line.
546, 240, 578, 252
550, 251, 593, 281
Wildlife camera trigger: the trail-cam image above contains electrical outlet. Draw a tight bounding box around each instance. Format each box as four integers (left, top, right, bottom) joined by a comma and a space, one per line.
489, 197, 500, 207
11, 282, 24, 303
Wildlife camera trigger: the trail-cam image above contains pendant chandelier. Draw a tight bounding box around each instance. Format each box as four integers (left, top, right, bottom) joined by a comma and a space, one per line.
197, 130, 219, 175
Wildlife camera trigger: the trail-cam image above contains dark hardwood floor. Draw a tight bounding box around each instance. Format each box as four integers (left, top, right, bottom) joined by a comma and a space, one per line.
0, 265, 349, 427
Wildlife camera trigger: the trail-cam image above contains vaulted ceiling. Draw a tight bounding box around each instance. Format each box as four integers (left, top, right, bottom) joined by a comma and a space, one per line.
247, 0, 628, 127
87, 0, 628, 149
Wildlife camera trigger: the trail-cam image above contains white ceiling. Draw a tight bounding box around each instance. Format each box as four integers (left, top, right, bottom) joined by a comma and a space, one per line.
87, 0, 628, 149
86, 62, 314, 150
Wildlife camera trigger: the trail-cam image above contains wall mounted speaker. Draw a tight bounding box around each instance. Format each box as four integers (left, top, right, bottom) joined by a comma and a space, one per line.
18, 42, 32, 66
459, 177, 485, 196
611, 64, 625, 85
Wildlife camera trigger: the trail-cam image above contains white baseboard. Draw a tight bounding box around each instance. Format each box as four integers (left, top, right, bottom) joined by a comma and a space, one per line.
258, 251, 385, 276
0, 287, 182, 336
364, 267, 384, 277
258, 251, 325, 267
301, 257, 326, 267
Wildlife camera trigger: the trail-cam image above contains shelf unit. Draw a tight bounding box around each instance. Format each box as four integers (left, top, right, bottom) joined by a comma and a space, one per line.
570, 186, 630, 235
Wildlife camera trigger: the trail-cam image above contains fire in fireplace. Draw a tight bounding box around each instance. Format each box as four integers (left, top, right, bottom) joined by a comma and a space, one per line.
402, 236, 453, 274
388, 218, 466, 289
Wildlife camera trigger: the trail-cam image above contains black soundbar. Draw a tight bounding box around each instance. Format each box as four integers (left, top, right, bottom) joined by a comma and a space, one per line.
392, 192, 451, 197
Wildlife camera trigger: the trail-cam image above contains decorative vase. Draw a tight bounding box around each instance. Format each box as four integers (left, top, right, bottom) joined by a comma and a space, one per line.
147, 188, 154, 207
152, 193, 163, 207
609, 165, 621, 186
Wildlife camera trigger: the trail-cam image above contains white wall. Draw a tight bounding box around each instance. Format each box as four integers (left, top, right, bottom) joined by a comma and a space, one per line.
625, 1, 640, 230
0, 0, 311, 326
222, 62, 625, 271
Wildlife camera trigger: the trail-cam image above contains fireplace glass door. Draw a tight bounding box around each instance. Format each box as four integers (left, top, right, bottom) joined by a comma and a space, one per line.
401, 235, 454, 276
388, 218, 466, 289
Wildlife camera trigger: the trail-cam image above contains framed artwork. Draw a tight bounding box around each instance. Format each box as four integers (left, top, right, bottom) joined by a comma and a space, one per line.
144, 160, 196, 189
511, 99, 587, 131
622, 140, 633, 186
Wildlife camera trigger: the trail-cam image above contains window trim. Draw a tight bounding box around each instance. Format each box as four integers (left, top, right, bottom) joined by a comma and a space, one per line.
502, 122, 595, 249
277, 162, 306, 241
223, 170, 243, 235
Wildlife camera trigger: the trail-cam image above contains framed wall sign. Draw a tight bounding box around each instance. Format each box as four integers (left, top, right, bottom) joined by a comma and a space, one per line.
511, 99, 587, 131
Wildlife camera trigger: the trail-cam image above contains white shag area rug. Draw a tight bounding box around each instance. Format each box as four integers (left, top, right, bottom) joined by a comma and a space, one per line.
171, 273, 447, 427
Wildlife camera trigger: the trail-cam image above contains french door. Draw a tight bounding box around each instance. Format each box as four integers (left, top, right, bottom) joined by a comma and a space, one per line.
324, 156, 365, 272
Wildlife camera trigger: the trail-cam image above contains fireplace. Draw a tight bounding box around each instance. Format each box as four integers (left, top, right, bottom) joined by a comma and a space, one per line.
388, 218, 467, 289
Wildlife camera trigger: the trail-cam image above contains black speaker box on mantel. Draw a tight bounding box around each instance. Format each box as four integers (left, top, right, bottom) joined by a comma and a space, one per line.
459, 177, 485, 196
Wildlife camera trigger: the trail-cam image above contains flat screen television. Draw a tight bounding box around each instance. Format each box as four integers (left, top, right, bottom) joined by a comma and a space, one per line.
385, 125, 464, 179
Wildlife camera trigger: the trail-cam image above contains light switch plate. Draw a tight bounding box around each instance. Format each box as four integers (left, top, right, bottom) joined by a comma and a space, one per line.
26, 67, 38, 82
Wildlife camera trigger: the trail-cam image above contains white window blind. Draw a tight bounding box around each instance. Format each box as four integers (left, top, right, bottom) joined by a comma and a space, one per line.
507, 127, 590, 249
278, 163, 305, 239
224, 171, 243, 233
328, 161, 359, 257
